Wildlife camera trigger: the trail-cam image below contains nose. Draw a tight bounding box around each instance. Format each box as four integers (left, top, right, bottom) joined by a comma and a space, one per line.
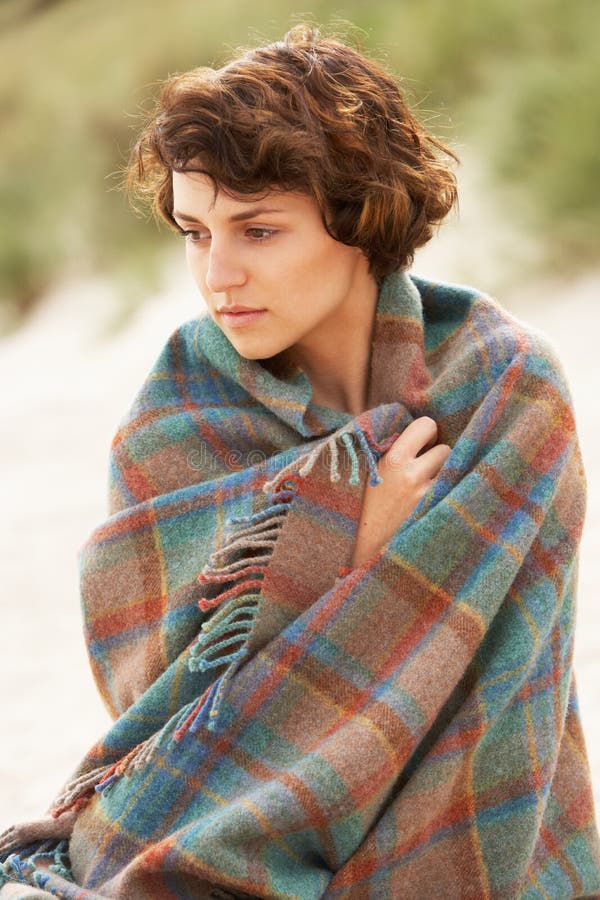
204, 239, 246, 294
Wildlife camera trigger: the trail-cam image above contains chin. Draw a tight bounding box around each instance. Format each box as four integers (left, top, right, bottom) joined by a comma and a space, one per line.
226, 337, 283, 361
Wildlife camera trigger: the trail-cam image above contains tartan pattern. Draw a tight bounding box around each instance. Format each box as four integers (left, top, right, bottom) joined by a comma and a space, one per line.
1, 271, 599, 898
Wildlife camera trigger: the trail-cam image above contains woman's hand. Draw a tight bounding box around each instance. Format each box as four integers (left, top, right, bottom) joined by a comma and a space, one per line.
351, 417, 451, 568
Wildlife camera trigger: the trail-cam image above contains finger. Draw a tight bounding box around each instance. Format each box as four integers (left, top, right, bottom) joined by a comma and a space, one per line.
383, 442, 449, 479
413, 443, 452, 480
385, 416, 438, 464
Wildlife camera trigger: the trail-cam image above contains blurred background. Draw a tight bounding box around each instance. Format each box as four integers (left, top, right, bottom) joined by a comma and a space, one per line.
1, 0, 598, 830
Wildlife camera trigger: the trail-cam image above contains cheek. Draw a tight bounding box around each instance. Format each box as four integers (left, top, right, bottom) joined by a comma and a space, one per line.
185, 244, 199, 272
281, 242, 331, 291
299, 243, 356, 299
185, 247, 209, 289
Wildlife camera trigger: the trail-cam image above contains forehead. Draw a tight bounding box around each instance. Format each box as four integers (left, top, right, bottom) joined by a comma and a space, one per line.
171, 171, 313, 219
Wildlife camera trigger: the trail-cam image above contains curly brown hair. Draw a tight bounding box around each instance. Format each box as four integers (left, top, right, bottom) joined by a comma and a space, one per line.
124, 24, 459, 280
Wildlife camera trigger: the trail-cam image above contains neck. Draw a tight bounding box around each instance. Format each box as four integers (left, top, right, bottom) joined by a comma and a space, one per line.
281, 270, 379, 417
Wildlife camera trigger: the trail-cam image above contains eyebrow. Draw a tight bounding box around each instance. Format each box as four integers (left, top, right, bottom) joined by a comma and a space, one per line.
172, 207, 285, 224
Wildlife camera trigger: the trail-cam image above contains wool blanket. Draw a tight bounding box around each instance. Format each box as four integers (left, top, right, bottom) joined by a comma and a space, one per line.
1, 271, 599, 899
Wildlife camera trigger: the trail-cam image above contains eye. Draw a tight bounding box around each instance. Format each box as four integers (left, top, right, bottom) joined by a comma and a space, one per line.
246, 227, 276, 241
179, 228, 210, 243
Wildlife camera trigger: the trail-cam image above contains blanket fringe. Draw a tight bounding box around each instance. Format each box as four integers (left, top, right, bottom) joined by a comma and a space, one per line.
50, 765, 115, 815
261, 421, 389, 493
0, 839, 73, 889
173, 422, 388, 740
172, 474, 298, 741
85, 424, 391, 793
93, 734, 163, 795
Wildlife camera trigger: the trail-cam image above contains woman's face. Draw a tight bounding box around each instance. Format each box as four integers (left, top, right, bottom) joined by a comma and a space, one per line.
171, 171, 375, 364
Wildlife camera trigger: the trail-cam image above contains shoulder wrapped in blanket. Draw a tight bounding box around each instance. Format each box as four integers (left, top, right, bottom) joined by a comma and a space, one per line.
2, 272, 599, 899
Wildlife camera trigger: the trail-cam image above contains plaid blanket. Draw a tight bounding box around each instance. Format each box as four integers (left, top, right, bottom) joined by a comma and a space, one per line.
1, 271, 599, 898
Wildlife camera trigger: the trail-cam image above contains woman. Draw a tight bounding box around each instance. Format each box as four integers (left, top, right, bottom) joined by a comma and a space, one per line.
1, 23, 599, 899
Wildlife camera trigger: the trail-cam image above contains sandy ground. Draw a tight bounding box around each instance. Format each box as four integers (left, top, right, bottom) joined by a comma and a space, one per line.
1, 158, 598, 835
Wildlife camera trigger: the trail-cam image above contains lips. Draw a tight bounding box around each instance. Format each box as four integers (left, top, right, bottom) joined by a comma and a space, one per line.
219, 308, 267, 329
217, 305, 261, 314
